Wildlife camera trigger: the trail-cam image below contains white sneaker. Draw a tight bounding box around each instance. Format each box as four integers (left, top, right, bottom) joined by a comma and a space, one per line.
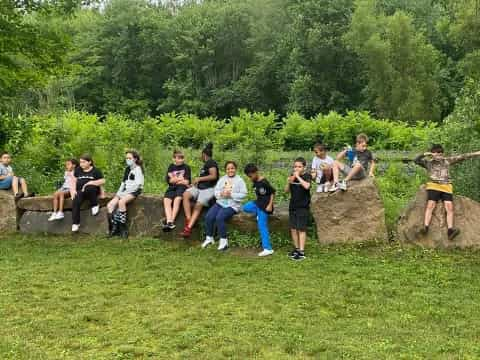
217, 238, 228, 251
316, 184, 324, 193
323, 182, 331, 193
201, 236, 214, 249
56, 211, 65, 220
329, 183, 339, 192
48, 212, 57, 221
258, 249, 274, 257
339, 180, 347, 191
91, 205, 100, 216
72, 224, 80, 232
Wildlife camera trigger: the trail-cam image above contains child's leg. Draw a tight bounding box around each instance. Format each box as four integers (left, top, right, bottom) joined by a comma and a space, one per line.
205, 203, 221, 237
290, 229, 299, 249
99, 186, 106, 199
118, 194, 135, 212
424, 200, 437, 227
332, 161, 345, 183
72, 191, 84, 225
257, 209, 272, 250
20, 178, 28, 194
182, 190, 194, 221
53, 190, 63, 212
215, 207, 236, 239
163, 197, 173, 222
11, 176, 19, 194
242, 201, 257, 215
188, 203, 204, 228
298, 230, 307, 251
107, 196, 120, 214
444, 201, 454, 229
344, 163, 363, 182
323, 167, 333, 183
83, 185, 100, 207
171, 196, 183, 222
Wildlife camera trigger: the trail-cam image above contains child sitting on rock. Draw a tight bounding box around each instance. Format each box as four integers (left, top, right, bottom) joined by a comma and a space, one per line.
331, 133, 376, 192
311, 143, 334, 192
0, 151, 34, 199
414, 144, 480, 240
48, 158, 78, 221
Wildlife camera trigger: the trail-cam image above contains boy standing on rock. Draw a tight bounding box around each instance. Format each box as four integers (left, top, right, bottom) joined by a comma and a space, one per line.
414, 144, 480, 240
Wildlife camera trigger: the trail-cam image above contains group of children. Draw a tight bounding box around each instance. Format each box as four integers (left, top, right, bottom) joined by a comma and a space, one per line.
1, 132, 477, 256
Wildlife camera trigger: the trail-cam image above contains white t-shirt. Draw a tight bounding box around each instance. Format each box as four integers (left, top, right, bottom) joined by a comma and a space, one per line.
311, 155, 334, 183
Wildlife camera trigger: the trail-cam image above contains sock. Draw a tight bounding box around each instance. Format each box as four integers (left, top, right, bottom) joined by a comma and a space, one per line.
113, 210, 127, 224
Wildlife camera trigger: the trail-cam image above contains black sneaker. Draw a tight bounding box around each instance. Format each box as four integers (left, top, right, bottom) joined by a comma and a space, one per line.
162, 221, 171, 232
448, 228, 460, 241
291, 252, 306, 261
288, 249, 299, 258
167, 222, 176, 230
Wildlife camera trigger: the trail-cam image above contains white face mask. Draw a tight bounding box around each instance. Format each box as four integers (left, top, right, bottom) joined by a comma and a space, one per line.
126, 159, 135, 167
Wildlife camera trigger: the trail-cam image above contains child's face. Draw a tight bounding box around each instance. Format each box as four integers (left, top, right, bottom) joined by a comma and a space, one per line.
432, 151, 444, 160
314, 148, 326, 158
225, 164, 236, 177
247, 172, 259, 182
356, 141, 368, 152
293, 162, 305, 174
1, 154, 11, 165
174, 154, 185, 166
65, 161, 75, 172
79, 158, 92, 170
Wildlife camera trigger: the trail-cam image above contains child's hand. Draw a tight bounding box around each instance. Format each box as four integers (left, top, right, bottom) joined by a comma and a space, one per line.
424, 152, 433, 157
192, 177, 200, 185
221, 190, 231, 197
287, 175, 295, 184
265, 204, 273, 213
71, 189, 77, 199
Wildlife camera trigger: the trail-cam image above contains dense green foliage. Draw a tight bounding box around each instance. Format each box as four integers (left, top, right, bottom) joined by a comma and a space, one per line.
3, 234, 480, 358
2, 0, 480, 122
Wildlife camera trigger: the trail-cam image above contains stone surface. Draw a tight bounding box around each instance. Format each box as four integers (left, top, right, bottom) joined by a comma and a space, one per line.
397, 186, 480, 248
17, 194, 113, 211
311, 178, 387, 244
0, 190, 17, 233
17, 194, 290, 239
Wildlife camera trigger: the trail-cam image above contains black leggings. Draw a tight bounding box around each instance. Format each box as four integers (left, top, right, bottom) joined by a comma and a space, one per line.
72, 186, 100, 225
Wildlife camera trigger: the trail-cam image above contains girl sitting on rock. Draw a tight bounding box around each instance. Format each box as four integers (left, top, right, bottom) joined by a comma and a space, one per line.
48, 158, 78, 221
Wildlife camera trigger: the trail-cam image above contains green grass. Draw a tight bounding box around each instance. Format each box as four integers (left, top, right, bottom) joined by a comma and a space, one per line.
2, 234, 480, 359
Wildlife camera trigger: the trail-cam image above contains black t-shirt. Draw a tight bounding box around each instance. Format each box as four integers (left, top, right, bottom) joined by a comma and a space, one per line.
353, 150, 374, 171
289, 172, 312, 209
197, 159, 219, 190
74, 167, 103, 191
165, 163, 191, 189
253, 178, 276, 213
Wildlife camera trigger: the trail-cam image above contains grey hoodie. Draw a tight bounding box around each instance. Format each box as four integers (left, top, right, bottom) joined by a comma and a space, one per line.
214, 175, 247, 212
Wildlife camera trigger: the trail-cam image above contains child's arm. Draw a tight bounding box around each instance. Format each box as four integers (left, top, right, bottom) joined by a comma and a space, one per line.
194, 167, 218, 185
231, 180, 248, 201
284, 175, 294, 193
414, 153, 429, 168
447, 151, 480, 165
369, 160, 376, 177
70, 177, 77, 199
295, 173, 311, 190
336, 149, 347, 161
214, 178, 224, 199
84, 178, 105, 189
265, 193, 275, 213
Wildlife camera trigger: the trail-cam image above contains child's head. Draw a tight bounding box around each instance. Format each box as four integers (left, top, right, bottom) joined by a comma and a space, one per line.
430, 144, 444, 159
65, 158, 78, 171
244, 163, 259, 181
355, 133, 369, 152
79, 154, 94, 170
201, 143, 213, 161
313, 143, 327, 158
225, 161, 237, 177
126, 150, 143, 167
1, 152, 11, 165
173, 150, 185, 165
293, 157, 307, 174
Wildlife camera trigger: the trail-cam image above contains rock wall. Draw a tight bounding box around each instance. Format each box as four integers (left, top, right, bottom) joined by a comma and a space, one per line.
0, 190, 17, 233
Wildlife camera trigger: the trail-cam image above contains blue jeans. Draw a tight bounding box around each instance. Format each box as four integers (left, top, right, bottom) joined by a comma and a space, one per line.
242, 201, 272, 250
0, 176, 13, 190
205, 203, 236, 238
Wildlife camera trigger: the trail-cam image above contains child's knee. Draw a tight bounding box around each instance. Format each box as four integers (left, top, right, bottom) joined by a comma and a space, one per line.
426, 201, 436, 210
444, 201, 454, 212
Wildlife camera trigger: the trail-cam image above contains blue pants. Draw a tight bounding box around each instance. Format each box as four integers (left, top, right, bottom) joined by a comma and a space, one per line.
205, 203, 236, 238
242, 201, 272, 250
0, 176, 13, 190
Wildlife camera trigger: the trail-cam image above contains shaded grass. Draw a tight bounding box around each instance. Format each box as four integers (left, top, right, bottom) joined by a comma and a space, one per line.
2, 234, 480, 359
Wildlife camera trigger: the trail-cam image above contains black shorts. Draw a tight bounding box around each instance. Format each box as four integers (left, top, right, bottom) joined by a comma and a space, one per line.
289, 208, 309, 231
164, 186, 187, 199
427, 189, 453, 202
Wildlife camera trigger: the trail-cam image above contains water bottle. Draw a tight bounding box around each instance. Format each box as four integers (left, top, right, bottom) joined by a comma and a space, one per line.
346, 146, 355, 162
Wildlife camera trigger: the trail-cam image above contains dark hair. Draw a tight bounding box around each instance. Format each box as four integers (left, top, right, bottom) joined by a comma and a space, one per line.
430, 144, 444, 153
294, 157, 307, 167
356, 133, 369, 144
67, 158, 79, 167
244, 163, 258, 175
0, 151, 10, 157
202, 142, 213, 158
173, 149, 184, 158
79, 153, 94, 166
126, 149, 144, 172
224, 160, 237, 170
313, 143, 326, 151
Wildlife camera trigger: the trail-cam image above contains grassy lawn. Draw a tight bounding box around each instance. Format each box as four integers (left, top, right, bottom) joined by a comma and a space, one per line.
1, 234, 480, 359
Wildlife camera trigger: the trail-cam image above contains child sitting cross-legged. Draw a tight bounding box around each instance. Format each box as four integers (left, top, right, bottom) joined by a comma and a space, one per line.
310, 143, 334, 192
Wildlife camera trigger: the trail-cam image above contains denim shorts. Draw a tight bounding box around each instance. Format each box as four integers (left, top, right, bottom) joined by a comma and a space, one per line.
0, 176, 13, 190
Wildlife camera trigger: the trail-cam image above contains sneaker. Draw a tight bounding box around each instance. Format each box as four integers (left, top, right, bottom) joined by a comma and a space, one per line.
56, 211, 65, 220
291, 251, 306, 261
329, 183, 339, 192
339, 180, 347, 191
316, 184, 324, 193
217, 238, 228, 251
419, 226, 429, 236
288, 249, 299, 258
91, 205, 100, 216
323, 182, 332, 193
48, 212, 57, 222
258, 249, 274, 257
167, 222, 176, 230
180, 225, 192, 238
162, 220, 171, 232
72, 224, 80, 232
201, 236, 215, 248
448, 228, 460, 241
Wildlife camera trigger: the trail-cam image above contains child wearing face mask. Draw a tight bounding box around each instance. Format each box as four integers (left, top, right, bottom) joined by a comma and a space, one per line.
107, 150, 145, 238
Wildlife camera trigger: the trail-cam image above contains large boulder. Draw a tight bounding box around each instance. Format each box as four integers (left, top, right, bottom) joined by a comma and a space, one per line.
17, 194, 113, 211
397, 186, 480, 248
0, 190, 17, 233
311, 179, 387, 244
